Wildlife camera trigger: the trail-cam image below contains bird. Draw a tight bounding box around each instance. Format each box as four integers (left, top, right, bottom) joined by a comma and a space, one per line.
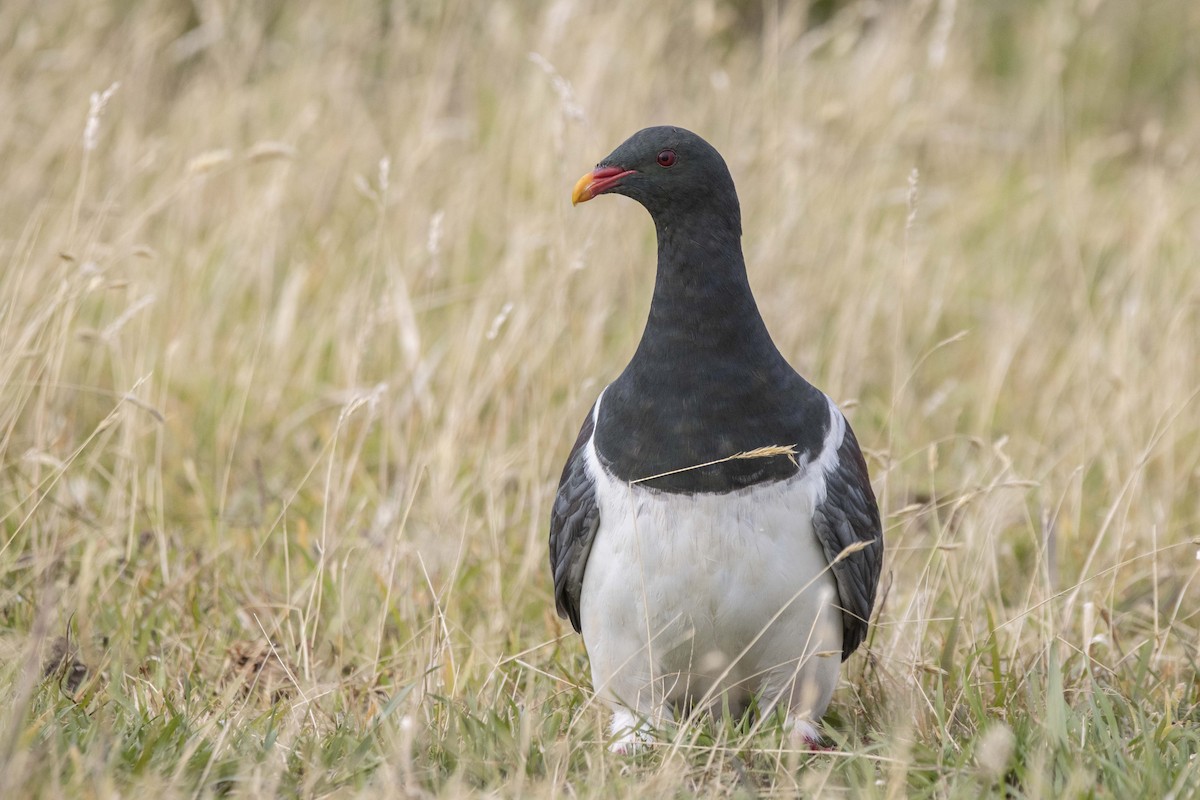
549, 126, 883, 754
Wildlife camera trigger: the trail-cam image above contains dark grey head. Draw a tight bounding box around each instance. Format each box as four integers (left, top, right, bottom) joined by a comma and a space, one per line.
572, 126, 740, 235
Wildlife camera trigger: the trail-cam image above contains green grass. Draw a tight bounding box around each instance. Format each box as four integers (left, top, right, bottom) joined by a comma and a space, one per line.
2, 0, 1199, 796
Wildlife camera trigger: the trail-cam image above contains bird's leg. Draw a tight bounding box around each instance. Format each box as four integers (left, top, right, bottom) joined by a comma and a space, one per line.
749, 683, 829, 750
784, 715, 831, 750
604, 678, 674, 754
757, 652, 838, 751
608, 708, 658, 754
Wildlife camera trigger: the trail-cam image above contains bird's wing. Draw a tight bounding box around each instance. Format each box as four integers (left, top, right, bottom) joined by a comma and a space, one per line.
549, 402, 601, 633
812, 412, 884, 660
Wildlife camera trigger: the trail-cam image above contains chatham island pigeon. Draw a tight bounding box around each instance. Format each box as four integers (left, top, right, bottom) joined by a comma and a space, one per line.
549, 126, 883, 754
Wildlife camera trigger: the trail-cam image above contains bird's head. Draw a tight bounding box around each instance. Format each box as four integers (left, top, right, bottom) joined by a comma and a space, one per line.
572, 126, 740, 234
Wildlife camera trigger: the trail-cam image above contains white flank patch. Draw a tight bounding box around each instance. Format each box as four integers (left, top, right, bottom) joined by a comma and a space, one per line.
580, 390, 848, 742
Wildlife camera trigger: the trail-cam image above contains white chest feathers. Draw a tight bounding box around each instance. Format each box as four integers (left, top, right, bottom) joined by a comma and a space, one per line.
577, 436, 843, 723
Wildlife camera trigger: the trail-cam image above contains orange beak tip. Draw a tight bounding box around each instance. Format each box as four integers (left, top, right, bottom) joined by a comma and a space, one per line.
571, 172, 595, 206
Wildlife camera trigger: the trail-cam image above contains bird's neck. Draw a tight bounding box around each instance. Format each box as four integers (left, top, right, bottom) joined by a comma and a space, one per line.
631, 216, 780, 368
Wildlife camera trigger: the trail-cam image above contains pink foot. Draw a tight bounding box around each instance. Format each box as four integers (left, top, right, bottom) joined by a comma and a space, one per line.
787, 718, 832, 751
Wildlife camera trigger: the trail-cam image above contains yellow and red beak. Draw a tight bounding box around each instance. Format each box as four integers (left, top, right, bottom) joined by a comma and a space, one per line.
572, 166, 636, 205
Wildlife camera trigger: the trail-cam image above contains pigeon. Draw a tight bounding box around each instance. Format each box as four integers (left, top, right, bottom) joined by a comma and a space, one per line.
549, 126, 883, 753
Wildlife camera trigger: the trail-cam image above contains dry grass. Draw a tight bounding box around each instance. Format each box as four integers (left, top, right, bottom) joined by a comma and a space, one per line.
1, 0, 1199, 796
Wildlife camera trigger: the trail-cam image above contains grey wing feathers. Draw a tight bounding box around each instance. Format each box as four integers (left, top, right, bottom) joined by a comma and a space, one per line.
812, 419, 884, 660
548, 406, 601, 633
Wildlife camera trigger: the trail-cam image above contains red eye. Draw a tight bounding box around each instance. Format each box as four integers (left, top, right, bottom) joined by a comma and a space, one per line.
656, 149, 677, 167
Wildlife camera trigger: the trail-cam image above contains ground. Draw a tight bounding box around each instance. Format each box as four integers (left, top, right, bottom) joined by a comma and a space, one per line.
1, 0, 1198, 797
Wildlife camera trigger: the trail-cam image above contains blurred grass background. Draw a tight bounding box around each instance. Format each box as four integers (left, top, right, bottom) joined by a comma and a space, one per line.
1, 0, 1198, 796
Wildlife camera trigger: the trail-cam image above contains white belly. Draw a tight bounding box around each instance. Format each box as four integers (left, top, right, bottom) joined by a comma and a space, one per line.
578, 439, 842, 721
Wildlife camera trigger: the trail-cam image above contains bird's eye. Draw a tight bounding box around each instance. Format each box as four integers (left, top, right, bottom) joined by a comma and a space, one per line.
656, 149, 677, 167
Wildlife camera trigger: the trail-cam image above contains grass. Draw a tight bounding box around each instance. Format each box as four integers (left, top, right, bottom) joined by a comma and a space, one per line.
1, 0, 1199, 796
